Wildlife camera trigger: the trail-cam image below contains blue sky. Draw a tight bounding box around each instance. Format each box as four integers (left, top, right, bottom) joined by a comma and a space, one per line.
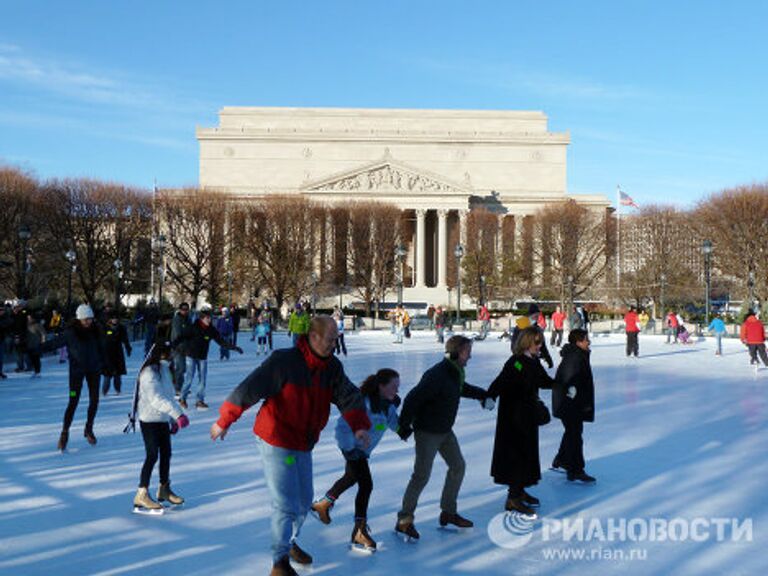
1, 1, 766, 208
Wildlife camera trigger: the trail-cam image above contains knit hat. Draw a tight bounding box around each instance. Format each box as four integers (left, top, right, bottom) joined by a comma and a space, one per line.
76, 304, 94, 320
527, 303, 540, 316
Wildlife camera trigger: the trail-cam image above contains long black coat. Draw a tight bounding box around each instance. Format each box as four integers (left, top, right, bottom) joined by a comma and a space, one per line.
40, 322, 104, 375
102, 323, 132, 376
552, 343, 594, 422
488, 353, 553, 488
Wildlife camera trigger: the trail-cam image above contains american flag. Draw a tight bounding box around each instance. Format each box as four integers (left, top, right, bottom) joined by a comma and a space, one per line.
619, 190, 639, 208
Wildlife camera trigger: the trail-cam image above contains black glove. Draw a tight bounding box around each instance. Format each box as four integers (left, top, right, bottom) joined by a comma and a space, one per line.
397, 425, 413, 441
546, 358, 554, 369
233, 346, 244, 354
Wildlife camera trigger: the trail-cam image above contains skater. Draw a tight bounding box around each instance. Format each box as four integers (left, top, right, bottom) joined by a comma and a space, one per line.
170, 302, 192, 394
486, 326, 554, 515
434, 306, 446, 344
0, 304, 11, 378
665, 310, 679, 344
173, 308, 243, 410
210, 315, 371, 576
624, 307, 640, 357
707, 313, 727, 356
11, 300, 29, 372
551, 329, 596, 483
740, 310, 768, 367
312, 368, 401, 552
40, 304, 105, 450
550, 305, 565, 347
288, 302, 311, 346
478, 304, 491, 338
333, 306, 347, 356
215, 307, 234, 361
260, 302, 275, 351
132, 343, 190, 514
26, 315, 45, 378
395, 335, 493, 540
511, 304, 553, 369
255, 314, 270, 355
101, 311, 132, 395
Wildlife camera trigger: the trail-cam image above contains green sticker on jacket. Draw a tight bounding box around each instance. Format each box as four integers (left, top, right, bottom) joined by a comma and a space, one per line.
375, 423, 387, 431
284, 455, 296, 466
514, 361, 523, 372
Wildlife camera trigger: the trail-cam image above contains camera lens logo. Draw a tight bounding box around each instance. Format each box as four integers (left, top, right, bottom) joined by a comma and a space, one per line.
487, 512, 536, 549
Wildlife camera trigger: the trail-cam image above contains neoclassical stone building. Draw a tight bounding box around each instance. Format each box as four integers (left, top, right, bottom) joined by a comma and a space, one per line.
197, 107, 611, 305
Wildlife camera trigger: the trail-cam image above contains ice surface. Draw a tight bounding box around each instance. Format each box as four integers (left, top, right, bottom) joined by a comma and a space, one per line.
1, 330, 765, 575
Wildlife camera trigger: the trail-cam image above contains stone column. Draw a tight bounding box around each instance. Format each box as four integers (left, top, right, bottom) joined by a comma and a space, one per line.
415, 209, 426, 288
437, 209, 448, 287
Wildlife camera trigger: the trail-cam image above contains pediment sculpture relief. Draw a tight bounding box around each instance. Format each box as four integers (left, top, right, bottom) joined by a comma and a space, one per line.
318, 164, 462, 194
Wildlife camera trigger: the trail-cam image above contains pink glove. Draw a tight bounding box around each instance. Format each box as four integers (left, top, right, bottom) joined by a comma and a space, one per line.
177, 414, 190, 429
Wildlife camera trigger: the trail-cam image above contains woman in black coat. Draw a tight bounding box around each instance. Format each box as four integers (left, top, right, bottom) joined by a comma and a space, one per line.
487, 326, 553, 515
101, 311, 132, 395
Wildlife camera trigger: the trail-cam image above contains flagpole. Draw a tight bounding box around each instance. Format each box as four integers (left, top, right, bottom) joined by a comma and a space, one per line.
150, 178, 157, 301
616, 185, 621, 290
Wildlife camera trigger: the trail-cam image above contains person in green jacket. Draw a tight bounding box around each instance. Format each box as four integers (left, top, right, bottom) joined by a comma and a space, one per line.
288, 302, 311, 347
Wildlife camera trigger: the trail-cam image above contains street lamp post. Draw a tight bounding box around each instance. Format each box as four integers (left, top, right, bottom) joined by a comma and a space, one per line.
479, 275, 486, 307
227, 270, 234, 310
65, 249, 76, 320
568, 275, 575, 310
18, 224, 31, 299
702, 240, 712, 326
395, 243, 406, 307
660, 273, 666, 324
748, 269, 755, 312
113, 258, 123, 310
155, 234, 166, 309
454, 243, 464, 325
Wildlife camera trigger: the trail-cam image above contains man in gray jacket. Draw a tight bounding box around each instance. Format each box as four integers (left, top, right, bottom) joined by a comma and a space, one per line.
395, 335, 492, 540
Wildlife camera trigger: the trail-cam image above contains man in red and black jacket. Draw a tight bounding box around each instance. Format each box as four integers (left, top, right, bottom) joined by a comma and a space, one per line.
624, 307, 640, 358
211, 316, 370, 576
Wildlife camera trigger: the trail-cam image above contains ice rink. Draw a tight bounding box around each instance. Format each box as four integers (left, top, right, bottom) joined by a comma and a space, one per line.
1, 329, 765, 575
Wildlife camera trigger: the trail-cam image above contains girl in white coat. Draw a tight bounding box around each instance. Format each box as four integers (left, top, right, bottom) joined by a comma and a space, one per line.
133, 344, 189, 512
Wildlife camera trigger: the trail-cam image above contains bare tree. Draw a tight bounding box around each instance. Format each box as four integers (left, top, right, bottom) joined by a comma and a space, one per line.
695, 183, 768, 306
157, 188, 227, 307
462, 208, 499, 305
237, 195, 316, 310
533, 200, 609, 311
42, 179, 151, 306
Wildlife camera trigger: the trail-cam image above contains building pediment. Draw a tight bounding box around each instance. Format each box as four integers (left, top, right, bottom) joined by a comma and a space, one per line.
302, 155, 471, 196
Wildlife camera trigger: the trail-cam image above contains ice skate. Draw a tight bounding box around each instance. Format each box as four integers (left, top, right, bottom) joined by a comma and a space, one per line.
438, 511, 474, 530
310, 496, 334, 524
288, 542, 312, 565
195, 400, 209, 410
133, 487, 164, 515
394, 518, 420, 542
57, 430, 69, 452
521, 489, 540, 508
505, 495, 537, 517
350, 518, 377, 553
550, 456, 567, 473
83, 428, 97, 445
157, 483, 184, 506
567, 470, 596, 484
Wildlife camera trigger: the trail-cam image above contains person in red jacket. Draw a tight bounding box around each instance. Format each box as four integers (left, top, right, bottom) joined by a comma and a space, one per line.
740, 310, 768, 367
665, 311, 679, 344
210, 316, 370, 576
550, 305, 566, 347
624, 307, 640, 358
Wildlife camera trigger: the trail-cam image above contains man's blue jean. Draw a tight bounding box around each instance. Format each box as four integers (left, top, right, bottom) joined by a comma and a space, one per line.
258, 439, 313, 563
181, 357, 208, 402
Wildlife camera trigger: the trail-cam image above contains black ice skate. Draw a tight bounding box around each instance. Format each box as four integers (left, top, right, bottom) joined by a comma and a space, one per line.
567, 470, 596, 484
394, 518, 420, 542
438, 511, 474, 531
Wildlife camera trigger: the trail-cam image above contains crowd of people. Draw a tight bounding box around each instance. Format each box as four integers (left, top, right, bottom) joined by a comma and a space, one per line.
1, 295, 765, 576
